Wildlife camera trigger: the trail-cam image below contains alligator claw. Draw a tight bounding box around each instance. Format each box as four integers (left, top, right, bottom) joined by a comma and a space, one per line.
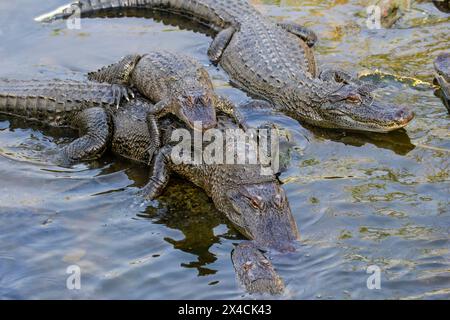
111, 84, 134, 108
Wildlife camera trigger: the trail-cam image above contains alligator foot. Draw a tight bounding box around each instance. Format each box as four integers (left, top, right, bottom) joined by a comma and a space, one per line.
111, 84, 134, 108
232, 241, 285, 295
208, 27, 236, 64
277, 22, 317, 48
60, 107, 112, 165
140, 145, 172, 200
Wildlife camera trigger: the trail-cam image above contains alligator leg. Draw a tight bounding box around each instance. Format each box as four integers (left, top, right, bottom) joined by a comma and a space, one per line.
141, 145, 173, 200
277, 26, 317, 76
208, 27, 236, 64
111, 84, 135, 107
88, 54, 140, 106
145, 113, 161, 164
277, 22, 317, 48
216, 98, 283, 131
232, 241, 285, 295
60, 107, 112, 164
88, 54, 142, 85
146, 99, 172, 118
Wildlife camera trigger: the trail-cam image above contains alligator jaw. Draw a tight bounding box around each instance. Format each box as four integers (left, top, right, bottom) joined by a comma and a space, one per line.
35, 3, 73, 22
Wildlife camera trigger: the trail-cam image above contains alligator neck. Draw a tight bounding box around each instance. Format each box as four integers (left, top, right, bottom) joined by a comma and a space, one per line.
275, 78, 335, 124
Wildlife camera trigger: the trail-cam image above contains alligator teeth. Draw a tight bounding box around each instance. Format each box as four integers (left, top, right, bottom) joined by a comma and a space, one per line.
34, 3, 73, 22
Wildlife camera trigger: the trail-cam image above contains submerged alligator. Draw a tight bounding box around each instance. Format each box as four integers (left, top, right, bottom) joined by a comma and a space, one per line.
434, 53, 450, 111
36, 0, 414, 133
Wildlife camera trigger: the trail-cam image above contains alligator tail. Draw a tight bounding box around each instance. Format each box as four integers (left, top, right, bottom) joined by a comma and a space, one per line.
34, 0, 238, 29
0, 79, 116, 126
0, 90, 63, 124
34, 2, 80, 22
34, 0, 188, 23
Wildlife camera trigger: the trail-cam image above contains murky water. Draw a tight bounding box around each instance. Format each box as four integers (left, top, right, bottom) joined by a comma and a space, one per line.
0, 0, 449, 300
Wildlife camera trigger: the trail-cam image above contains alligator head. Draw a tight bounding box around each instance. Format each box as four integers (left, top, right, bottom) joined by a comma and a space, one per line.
307, 82, 414, 133
216, 182, 299, 252
174, 91, 217, 131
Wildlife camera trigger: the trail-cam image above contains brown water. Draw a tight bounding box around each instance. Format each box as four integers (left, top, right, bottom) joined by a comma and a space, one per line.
0, 0, 449, 300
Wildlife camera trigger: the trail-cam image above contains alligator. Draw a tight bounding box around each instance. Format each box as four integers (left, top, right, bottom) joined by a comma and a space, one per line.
434, 52, 450, 111
0, 50, 243, 162
141, 113, 300, 294
87, 50, 239, 131
36, 0, 414, 133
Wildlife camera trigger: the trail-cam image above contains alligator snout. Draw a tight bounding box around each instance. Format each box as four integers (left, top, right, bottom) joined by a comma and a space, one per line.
394, 107, 415, 127
179, 106, 217, 131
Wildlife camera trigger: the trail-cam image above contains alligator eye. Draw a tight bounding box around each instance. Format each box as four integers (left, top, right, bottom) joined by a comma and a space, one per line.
185, 95, 195, 106
201, 95, 211, 105
274, 194, 284, 208
346, 94, 362, 104
250, 196, 265, 210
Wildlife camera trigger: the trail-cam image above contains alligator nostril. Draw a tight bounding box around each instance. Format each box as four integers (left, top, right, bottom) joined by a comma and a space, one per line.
395, 109, 405, 118
395, 108, 414, 124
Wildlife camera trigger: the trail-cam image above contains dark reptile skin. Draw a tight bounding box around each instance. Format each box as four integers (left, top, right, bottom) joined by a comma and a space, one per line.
39, 0, 414, 132
0, 79, 155, 163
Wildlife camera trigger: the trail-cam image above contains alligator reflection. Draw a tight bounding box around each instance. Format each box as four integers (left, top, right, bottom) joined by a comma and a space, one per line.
95, 155, 243, 277
138, 178, 242, 276
303, 124, 416, 156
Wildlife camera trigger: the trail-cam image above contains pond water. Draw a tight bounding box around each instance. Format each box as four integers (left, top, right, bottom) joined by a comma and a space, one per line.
0, 0, 449, 300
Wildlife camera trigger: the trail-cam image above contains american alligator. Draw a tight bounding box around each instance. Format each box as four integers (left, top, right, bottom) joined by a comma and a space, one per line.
434, 52, 450, 111
141, 114, 300, 294
87, 51, 237, 131
36, 0, 414, 133
0, 50, 241, 162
